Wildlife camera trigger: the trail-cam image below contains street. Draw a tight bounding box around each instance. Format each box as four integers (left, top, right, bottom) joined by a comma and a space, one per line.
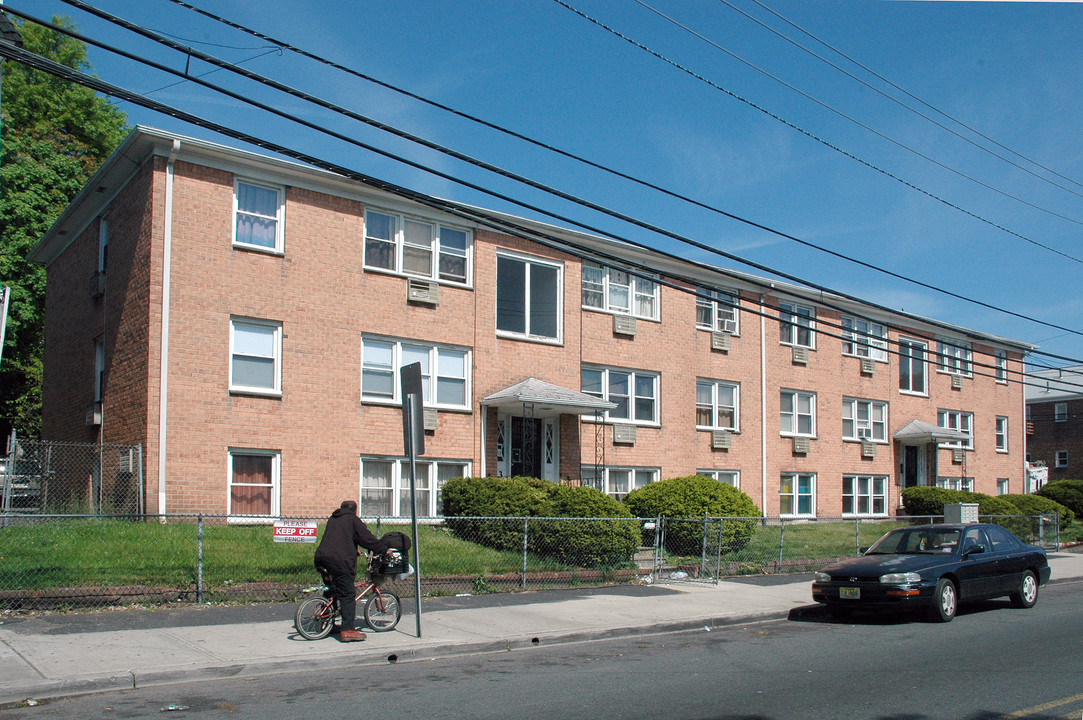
3, 581, 1081, 720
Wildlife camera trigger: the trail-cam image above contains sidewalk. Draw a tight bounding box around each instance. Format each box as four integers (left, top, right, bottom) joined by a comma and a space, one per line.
2, 551, 1081, 706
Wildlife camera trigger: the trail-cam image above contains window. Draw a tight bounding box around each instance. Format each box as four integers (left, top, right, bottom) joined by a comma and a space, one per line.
1056, 451, 1068, 468
98, 218, 108, 273
230, 318, 281, 395
1055, 403, 1068, 422
580, 466, 657, 499
842, 475, 887, 516
936, 477, 974, 492
94, 336, 105, 403
937, 340, 972, 376
696, 379, 739, 431
842, 398, 888, 442
780, 473, 815, 517
363, 210, 472, 284
360, 457, 469, 517
937, 409, 973, 449
697, 469, 740, 488
361, 338, 470, 409
899, 338, 927, 395
234, 180, 283, 252
841, 317, 887, 361
582, 367, 658, 424
996, 478, 1010, 495
780, 390, 815, 437
497, 253, 561, 341
779, 302, 814, 348
228, 450, 279, 518
995, 416, 1008, 452
986, 524, 1021, 551
696, 287, 739, 334
995, 351, 1008, 383
582, 262, 658, 319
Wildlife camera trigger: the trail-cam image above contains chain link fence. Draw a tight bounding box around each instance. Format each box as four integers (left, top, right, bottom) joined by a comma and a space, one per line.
1, 440, 143, 515
0, 512, 1059, 613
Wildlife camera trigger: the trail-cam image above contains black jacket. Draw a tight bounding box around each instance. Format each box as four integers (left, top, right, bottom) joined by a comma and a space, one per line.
314, 509, 389, 575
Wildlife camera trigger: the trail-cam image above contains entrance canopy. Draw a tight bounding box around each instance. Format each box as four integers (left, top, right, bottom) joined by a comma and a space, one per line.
482, 377, 616, 416
894, 419, 970, 445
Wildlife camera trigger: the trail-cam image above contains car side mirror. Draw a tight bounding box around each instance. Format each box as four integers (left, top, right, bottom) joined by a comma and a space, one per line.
963, 543, 985, 557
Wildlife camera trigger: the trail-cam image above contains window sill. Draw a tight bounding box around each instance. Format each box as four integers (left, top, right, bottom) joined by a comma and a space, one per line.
697, 426, 740, 434
495, 331, 563, 347
229, 388, 282, 399
364, 265, 473, 290
232, 243, 284, 257
582, 307, 660, 323
361, 398, 472, 413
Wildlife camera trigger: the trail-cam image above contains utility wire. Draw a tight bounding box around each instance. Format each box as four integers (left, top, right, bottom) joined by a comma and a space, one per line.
551, 0, 1083, 265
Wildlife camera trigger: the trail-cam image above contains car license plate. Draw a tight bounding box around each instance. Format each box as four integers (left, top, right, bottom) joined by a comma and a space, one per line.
840, 587, 860, 600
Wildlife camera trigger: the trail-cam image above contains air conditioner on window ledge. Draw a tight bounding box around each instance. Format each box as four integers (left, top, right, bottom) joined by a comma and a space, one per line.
423, 408, 438, 432
613, 314, 637, 337
711, 430, 732, 450
792, 436, 810, 454
861, 440, 877, 458
86, 402, 102, 426
860, 358, 875, 375
951, 374, 964, 390
791, 346, 809, 365
613, 424, 636, 445
407, 278, 439, 306
711, 332, 731, 352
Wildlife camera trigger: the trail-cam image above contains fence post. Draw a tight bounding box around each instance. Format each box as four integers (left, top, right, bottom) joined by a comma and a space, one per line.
700, 514, 709, 578
778, 517, 786, 573
654, 516, 662, 579
714, 518, 724, 584
197, 514, 204, 604
521, 517, 529, 590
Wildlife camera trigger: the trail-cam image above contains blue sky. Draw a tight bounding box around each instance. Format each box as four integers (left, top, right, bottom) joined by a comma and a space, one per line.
20, 0, 1083, 368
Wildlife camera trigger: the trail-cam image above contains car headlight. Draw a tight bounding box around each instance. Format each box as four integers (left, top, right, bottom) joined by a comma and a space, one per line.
880, 572, 921, 584
815, 572, 832, 583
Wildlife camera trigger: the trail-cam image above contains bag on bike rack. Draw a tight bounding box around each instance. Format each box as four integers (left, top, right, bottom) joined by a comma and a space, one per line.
375, 531, 412, 575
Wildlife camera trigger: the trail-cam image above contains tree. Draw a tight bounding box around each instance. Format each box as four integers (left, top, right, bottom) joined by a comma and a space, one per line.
0, 16, 129, 438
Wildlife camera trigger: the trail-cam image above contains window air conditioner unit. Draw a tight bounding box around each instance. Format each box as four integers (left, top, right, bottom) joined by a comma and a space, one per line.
613, 314, 637, 337
861, 441, 877, 459
792, 436, 810, 454
423, 408, 438, 432
952, 448, 965, 464
711, 430, 732, 450
407, 278, 439, 306
118, 447, 136, 473
86, 402, 102, 426
89, 271, 105, 299
860, 358, 875, 375
720, 319, 737, 334
613, 424, 636, 445
951, 374, 964, 390
711, 332, 731, 352
791, 346, 809, 365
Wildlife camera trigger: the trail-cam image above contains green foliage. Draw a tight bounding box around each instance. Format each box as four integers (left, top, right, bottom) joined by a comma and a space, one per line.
623, 475, 760, 555
1000, 494, 1074, 528
0, 17, 129, 436
902, 487, 1020, 517
529, 485, 640, 566
441, 476, 550, 550
1037, 479, 1083, 518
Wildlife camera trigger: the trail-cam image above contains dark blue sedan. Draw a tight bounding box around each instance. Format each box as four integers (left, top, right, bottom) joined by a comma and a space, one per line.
812, 523, 1052, 622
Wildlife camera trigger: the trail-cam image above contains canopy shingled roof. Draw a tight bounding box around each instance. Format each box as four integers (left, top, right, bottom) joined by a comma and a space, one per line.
483, 377, 616, 415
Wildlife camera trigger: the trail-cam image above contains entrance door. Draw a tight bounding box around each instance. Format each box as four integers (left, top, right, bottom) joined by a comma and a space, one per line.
498, 414, 559, 481
510, 416, 542, 478
902, 445, 927, 487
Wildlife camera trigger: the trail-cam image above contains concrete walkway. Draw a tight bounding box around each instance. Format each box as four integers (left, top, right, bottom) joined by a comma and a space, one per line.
2, 551, 1081, 705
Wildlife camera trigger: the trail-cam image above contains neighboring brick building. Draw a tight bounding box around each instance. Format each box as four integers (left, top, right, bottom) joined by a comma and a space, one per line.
1025, 364, 1083, 485
29, 127, 1032, 519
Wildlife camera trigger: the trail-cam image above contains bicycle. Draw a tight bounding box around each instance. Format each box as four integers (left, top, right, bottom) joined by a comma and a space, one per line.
294, 554, 404, 639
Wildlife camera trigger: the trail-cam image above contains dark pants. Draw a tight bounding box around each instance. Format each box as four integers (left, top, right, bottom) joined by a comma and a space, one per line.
315, 556, 357, 630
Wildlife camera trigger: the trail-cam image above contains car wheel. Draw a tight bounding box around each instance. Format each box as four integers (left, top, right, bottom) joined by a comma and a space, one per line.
930, 578, 957, 622
1009, 570, 1038, 609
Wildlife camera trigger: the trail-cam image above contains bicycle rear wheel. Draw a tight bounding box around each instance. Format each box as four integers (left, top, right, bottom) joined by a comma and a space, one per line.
295, 597, 335, 640
363, 592, 402, 632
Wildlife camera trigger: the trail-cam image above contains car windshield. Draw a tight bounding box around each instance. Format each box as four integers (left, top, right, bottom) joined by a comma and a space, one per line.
866, 528, 961, 555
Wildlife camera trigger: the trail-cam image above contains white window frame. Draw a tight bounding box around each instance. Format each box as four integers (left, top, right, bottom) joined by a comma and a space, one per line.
841, 317, 888, 361
936, 476, 974, 492
227, 449, 280, 521
995, 416, 1009, 452
363, 209, 473, 285
229, 317, 282, 396
780, 472, 816, 518
1056, 450, 1068, 468
496, 252, 563, 343
696, 287, 739, 334
233, 179, 284, 253
581, 466, 658, 499
361, 337, 471, 410
696, 379, 740, 431
937, 409, 974, 449
581, 262, 659, 320
779, 301, 814, 349
997, 478, 1010, 495
842, 398, 888, 443
995, 351, 1008, 383
899, 337, 928, 396
842, 475, 888, 517
581, 366, 659, 425
937, 340, 972, 377
360, 457, 471, 517
697, 469, 740, 489
780, 390, 816, 437
1054, 402, 1068, 422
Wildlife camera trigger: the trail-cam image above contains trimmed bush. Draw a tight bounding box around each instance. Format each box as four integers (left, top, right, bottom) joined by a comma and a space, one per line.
1037, 479, 1083, 518
1001, 493, 1074, 528
441, 476, 551, 550
529, 485, 640, 566
902, 487, 1020, 518
623, 475, 759, 556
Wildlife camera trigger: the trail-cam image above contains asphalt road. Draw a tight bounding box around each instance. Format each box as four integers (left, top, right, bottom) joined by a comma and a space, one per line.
3, 581, 1081, 720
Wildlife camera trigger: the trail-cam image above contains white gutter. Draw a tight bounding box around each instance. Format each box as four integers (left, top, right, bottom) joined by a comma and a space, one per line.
157, 140, 180, 516
760, 294, 768, 515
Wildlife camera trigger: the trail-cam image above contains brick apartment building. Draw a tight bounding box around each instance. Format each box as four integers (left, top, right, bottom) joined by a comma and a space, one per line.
29, 127, 1033, 519
1025, 364, 1083, 484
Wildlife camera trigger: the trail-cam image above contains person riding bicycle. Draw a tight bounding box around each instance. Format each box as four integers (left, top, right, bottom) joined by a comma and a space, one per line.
314, 500, 394, 642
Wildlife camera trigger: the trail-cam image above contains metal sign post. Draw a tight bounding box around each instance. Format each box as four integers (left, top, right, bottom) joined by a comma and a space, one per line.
400, 362, 425, 638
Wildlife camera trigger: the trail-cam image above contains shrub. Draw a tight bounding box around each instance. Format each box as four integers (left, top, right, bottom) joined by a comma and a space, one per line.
529, 485, 640, 566
1037, 479, 1083, 518
441, 476, 552, 550
623, 475, 759, 555
1000, 493, 1074, 528
902, 487, 1021, 518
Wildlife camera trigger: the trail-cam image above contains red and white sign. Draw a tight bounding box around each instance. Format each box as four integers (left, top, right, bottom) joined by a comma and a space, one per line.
273, 520, 318, 543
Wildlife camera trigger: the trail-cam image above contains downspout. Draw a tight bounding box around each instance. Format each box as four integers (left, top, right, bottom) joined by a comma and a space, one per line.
157, 140, 180, 517
760, 292, 768, 516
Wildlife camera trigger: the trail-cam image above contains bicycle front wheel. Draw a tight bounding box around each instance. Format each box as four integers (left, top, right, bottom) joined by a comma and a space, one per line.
295, 597, 335, 640
363, 592, 402, 632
